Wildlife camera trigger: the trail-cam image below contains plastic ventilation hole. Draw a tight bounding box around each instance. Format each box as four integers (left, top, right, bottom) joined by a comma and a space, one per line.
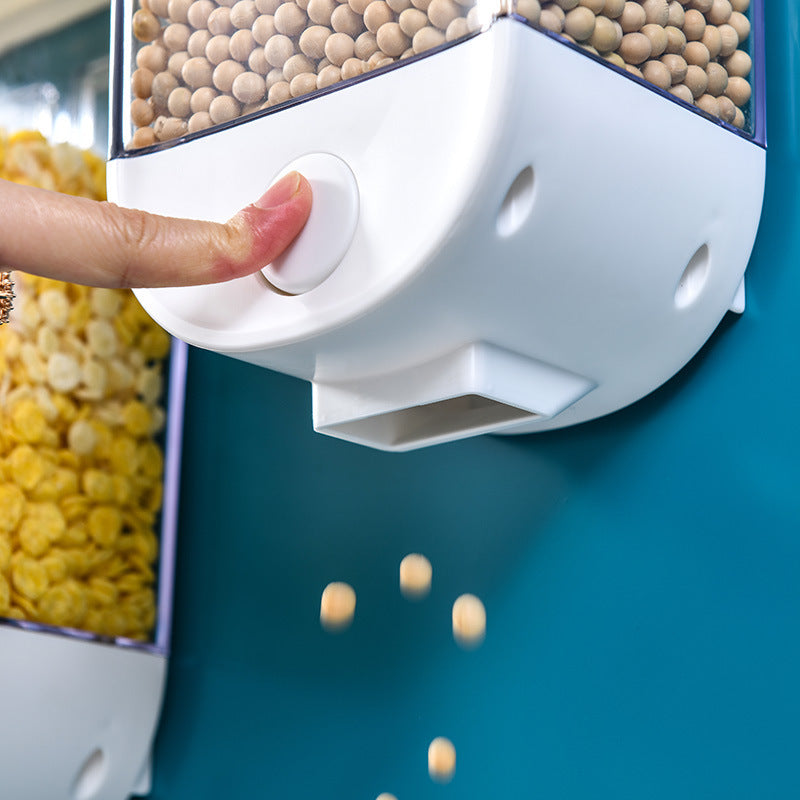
675, 244, 710, 308
72, 748, 108, 800
496, 166, 535, 237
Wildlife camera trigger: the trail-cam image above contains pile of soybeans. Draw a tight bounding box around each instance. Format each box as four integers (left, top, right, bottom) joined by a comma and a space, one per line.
126, 0, 754, 148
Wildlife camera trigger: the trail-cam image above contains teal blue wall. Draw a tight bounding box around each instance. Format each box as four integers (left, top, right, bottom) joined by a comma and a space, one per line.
2, 5, 798, 799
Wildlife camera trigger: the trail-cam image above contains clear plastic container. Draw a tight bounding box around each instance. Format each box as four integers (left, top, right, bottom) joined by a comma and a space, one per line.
108, 1, 766, 453
0, 132, 181, 653
112, 0, 764, 154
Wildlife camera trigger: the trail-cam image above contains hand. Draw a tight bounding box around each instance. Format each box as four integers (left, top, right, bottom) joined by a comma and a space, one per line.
0, 171, 312, 288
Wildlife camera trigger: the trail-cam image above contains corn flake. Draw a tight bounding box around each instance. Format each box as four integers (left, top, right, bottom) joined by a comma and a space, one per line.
37, 579, 87, 628
121, 400, 151, 437
0, 535, 12, 573
11, 556, 50, 600
11, 398, 47, 443
0, 574, 10, 613
67, 296, 92, 331
60, 494, 90, 522
86, 319, 118, 359
40, 552, 70, 583
47, 352, 81, 392
0, 483, 26, 531
67, 418, 97, 456
109, 435, 139, 476
127, 553, 156, 583
18, 518, 51, 558
112, 474, 133, 505
87, 505, 123, 548
87, 576, 118, 607
59, 523, 89, 548
39, 289, 70, 330
30, 466, 79, 502
90, 288, 123, 318
26, 501, 67, 542
82, 469, 115, 503
8, 444, 47, 490
36, 326, 60, 357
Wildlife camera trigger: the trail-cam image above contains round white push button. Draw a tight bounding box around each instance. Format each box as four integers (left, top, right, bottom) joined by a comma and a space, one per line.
262, 153, 359, 295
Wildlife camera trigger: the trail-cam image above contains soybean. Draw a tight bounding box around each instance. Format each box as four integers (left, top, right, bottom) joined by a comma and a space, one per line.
399, 553, 432, 599
452, 592, 486, 648
428, 737, 456, 784
319, 581, 356, 631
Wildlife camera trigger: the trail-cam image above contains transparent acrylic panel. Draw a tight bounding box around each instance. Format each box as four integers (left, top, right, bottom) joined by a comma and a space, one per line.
1, 16, 181, 656
515, 0, 763, 143
0, 132, 181, 654
115, 0, 762, 152
116, 0, 491, 151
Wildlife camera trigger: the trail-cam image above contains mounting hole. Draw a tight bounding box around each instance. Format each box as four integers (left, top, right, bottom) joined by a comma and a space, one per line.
72, 748, 108, 800
675, 244, 710, 308
496, 166, 535, 237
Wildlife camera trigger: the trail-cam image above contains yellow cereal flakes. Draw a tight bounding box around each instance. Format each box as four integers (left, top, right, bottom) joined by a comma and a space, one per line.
0, 132, 170, 642
3, 131, 106, 200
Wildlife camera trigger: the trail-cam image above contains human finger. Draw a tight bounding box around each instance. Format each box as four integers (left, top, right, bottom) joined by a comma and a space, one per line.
0, 171, 312, 288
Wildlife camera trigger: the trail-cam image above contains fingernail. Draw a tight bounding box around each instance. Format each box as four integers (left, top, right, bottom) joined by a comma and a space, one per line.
253, 171, 302, 210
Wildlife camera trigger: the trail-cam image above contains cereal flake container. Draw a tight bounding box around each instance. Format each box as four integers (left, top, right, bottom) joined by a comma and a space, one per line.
109, 0, 765, 451
0, 132, 186, 799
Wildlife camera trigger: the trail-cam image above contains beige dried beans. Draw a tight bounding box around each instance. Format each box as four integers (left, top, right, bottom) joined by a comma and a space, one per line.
316, 550, 484, 789
319, 580, 356, 630
128, 0, 754, 147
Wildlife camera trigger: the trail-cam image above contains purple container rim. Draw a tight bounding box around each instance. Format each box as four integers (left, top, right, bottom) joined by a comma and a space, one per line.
151, 336, 188, 655
750, 0, 766, 147
0, 615, 164, 654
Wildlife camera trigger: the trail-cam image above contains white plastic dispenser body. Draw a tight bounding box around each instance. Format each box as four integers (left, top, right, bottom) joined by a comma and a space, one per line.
0, 627, 167, 800
109, 4, 766, 451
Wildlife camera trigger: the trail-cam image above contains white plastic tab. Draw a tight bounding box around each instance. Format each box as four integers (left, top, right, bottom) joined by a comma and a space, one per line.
130, 752, 153, 796
261, 153, 359, 295
730, 276, 746, 314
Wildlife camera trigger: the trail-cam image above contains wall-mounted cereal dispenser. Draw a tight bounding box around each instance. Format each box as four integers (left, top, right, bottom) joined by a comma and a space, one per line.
1, 301, 185, 800
0, 130, 186, 800
108, 0, 765, 451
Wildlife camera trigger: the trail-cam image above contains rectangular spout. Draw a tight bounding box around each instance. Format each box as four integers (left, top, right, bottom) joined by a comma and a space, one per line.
312, 342, 594, 451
